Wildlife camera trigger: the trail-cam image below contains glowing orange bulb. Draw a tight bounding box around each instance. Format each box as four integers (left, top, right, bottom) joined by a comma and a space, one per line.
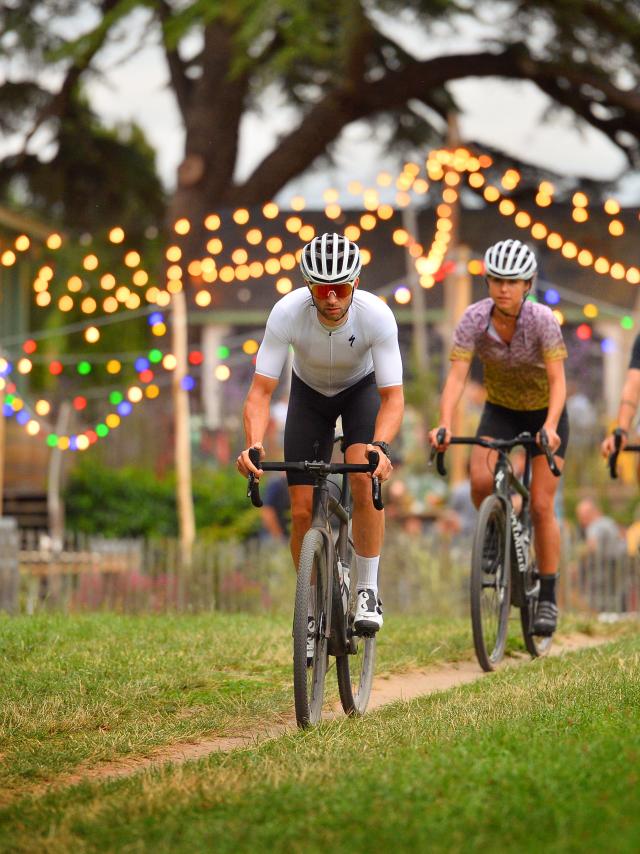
276, 277, 292, 294
109, 227, 125, 243
195, 290, 212, 307
174, 218, 190, 235
266, 237, 283, 253
233, 208, 249, 225
204, 214, 220, 230
46, 233, 62, 249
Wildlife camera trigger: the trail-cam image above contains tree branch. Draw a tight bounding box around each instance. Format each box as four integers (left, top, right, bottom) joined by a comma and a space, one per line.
156, 0, 192, 119
237, 44, 640, 203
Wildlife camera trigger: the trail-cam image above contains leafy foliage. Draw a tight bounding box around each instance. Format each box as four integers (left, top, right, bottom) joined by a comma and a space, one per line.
64, 460, 260, 540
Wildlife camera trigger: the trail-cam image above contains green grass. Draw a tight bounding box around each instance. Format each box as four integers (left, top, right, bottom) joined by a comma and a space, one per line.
1, 634, 638, 852
0, 612, 483, 795
0, 611, 633, 799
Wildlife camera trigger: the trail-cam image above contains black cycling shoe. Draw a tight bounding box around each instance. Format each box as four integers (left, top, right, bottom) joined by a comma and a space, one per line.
533, 600, 558, 636
482, 538, 500, 573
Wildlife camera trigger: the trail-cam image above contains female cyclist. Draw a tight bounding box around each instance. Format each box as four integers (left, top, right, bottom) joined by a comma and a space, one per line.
429, 238, 569, 635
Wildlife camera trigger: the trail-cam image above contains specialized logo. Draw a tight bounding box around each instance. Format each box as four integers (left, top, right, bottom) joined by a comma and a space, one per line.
511, 511, 527, 572
349, 335, 356, 347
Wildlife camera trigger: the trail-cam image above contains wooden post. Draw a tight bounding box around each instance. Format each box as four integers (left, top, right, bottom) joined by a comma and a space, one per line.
0, 407, 4, 517
402, 205, 428, 375
171, 289, 195, 569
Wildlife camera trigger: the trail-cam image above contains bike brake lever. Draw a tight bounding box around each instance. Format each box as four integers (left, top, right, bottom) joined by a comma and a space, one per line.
367, 451, 384, 511
539, 428, 561, 477
247, 447, 263, 507
609, 429, 624, 480
429, 427, 447, 477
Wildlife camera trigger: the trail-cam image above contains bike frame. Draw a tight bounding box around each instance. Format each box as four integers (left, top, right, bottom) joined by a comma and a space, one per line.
247, 448, 381, 656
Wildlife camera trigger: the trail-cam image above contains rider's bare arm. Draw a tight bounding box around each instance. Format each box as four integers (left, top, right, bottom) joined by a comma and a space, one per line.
237, 374, 279, 476
616, 368, 640, 434
541, 358, 566, 452
430, 359, 471, 448
601, 368, 640, 457
371, 385, 404, 445
364, 385, 404, 480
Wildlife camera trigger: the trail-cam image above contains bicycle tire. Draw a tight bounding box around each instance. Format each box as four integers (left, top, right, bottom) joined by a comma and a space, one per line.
336, 553, 376, 715
470, 494, 511, 672
520, 564, 553, 658
293, 528, 329, 728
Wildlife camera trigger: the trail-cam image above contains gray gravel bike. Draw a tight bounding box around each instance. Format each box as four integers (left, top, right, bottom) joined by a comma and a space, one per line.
248, 446, 383, 727
431, 429, 560, 672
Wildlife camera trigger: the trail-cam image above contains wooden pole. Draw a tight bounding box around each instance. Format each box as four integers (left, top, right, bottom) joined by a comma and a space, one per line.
402, 205, 428, 375
0, 407, 4, 517
171, 289, 195, 569
442, 113, 472, 483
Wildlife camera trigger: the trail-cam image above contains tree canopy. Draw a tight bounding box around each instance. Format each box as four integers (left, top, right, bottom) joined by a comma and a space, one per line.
2, 0, 639, 245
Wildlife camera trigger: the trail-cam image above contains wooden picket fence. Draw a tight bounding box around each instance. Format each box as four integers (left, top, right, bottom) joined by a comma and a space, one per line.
0, 524, 638, 618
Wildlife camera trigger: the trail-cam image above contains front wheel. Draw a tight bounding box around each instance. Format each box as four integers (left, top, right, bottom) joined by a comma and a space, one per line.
470, 495, 511, 672
293, 529, 329, 727
336, 574, 376, 715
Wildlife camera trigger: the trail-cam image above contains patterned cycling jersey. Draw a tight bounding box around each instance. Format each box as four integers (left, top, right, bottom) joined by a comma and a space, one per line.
255, 287, 402, 396
450, 297, 567, 410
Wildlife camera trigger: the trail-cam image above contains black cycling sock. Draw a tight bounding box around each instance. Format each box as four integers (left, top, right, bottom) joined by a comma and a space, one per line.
538, 574, 557, 604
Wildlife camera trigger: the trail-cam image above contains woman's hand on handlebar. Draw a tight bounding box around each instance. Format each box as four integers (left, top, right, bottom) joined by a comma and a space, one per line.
428, 425, 451, 451
537, 423, 560, 454
236, 442, 264, 477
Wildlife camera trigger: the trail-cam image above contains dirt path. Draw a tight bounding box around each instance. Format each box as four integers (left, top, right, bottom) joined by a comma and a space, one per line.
8, 633, 606, 803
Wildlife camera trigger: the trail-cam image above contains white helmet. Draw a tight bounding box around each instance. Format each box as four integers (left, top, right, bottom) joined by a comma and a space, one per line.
300, 233, 362, 284
484, 239, 537, 280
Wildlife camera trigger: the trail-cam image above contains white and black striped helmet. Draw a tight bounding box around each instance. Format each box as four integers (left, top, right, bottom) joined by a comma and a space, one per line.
484, 239, 537, 280
300, 233, 362, 284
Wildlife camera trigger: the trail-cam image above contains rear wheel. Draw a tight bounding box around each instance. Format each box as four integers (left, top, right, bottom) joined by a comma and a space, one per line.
470, 495, 511, 672
293, 529, 328, 727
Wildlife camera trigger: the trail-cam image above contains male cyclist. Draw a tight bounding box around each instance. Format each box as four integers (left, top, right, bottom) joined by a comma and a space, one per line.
237, 232, 404, 637
429, 239, 569, 636
600, 334, 640, 479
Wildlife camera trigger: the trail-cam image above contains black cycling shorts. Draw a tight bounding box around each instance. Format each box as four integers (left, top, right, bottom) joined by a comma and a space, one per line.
284, 371, 381, 485
476, 401, 569, 459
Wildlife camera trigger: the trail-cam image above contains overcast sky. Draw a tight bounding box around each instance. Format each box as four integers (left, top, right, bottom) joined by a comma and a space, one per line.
5, 6, 638, 205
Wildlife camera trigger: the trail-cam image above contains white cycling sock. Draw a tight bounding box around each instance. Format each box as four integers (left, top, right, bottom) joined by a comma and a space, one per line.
356, 554, 380, 593
308, 584, 317, 619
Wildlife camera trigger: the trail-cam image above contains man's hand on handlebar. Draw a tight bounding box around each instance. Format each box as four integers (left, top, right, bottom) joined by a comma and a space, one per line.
236, 442, 265, 477
365, 444, 393, 481
428, 425, 451, 451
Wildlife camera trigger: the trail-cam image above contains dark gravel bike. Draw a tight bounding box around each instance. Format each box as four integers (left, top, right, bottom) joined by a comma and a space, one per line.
431, 429, 560, 672
608, 428, 640, 479
247, 446, 383, 727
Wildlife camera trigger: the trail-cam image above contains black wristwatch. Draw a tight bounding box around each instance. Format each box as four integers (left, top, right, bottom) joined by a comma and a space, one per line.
371, 440, 390, 458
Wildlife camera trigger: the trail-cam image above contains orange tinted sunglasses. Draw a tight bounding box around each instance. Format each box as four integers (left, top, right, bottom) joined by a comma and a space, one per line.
308, 282, 354, 299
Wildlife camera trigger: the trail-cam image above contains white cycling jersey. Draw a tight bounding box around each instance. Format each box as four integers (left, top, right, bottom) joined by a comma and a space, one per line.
255, 287, 403, 396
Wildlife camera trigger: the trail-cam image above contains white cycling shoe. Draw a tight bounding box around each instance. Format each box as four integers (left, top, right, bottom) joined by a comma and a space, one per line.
353, 589, 383, 635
